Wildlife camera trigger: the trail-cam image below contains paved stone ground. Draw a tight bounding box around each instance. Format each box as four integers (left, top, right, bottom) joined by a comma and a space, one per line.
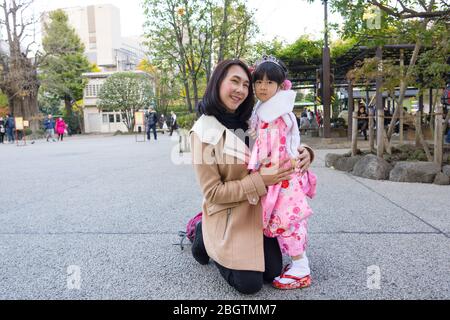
0, 133, 449, 300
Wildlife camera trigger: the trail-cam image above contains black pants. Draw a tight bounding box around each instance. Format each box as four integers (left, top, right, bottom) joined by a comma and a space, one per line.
58, 133, 64, 141
358, 120, 368, 139
214, 236, 282, 294
147, 124, 157, 140
0, 133, 4, 143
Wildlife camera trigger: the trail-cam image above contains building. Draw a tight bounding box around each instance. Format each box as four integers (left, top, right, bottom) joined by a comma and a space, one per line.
42, 4, 147, 71
82, 70, 154, 133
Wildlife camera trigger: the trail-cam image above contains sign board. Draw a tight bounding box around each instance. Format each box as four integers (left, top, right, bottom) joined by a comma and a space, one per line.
15, 117, 24, 130
135, 112, 145, 126
23, 120, 29, 127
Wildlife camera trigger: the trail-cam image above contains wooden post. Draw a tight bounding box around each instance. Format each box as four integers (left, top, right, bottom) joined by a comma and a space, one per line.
434, 104, 443, 168
369, 109, 375, 152
376, 46, 384, 157
429, 88, 434, 130
399, 49, 404, 144
399, 107, 404, 144
416, 112, 422, 148
352, 111, 358, 156
347, 81, 353, 141
322, 1, 331, 138
416, 94, 423, 146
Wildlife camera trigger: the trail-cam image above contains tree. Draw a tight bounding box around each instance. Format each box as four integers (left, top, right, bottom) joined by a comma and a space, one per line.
216, 0, 258, 63
307, 0, 449, 152
98, 72, 154, 132
137, 58, 182, 118
144, 0, 211, 112
143, 0, 258, 111
0, 0, 42, 131
40, 9, 91, 133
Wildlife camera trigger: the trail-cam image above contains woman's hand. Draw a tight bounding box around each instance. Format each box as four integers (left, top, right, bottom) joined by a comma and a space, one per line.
295, 146, 311, 173
258, 158, 294, 187
248, 128, 257, 140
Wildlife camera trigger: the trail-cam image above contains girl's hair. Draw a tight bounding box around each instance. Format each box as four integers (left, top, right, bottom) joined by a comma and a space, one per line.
252, 56, 288, 85
197, 59, 254, 123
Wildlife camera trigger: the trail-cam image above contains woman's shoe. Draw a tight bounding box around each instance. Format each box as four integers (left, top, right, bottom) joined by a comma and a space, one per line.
191, 222, 209, 265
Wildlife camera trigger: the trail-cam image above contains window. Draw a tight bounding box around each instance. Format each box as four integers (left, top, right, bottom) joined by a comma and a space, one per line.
116, 114, 120, 123
109, 114, 115, 123
102, 114, 108, 124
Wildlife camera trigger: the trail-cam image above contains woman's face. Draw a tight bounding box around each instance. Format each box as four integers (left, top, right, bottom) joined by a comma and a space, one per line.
219, 65, 250, 113
254, 74, 279, 102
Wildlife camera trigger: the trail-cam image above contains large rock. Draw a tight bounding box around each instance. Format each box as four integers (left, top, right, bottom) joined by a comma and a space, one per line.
433, 172, 450, 185
325, 153, 344, 168
334, 156, 363, 172
352, 154, 392, 180
389, 161, 441, 183
443, 165, 450, 178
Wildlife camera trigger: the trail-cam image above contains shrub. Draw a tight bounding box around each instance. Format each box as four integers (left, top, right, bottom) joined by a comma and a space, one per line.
177, 113, 197, 129
331, 117, 346, 128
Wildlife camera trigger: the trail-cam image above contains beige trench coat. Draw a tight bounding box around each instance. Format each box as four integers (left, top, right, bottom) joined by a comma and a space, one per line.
190, 115, 314, 272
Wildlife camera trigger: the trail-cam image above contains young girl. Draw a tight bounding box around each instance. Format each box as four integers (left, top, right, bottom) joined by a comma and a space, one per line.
248, 55, 317, 290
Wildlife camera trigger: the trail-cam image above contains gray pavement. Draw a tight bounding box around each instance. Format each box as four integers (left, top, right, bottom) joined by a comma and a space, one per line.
0, 134, 449, 300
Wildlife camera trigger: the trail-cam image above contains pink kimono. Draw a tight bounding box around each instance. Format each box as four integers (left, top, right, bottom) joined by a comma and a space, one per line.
248, 91, 316, 257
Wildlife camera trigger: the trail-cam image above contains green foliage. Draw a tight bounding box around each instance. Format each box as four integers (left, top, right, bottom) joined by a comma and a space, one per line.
177, 113, 197, 129
278, 35, 323, 64
98, 72, 154, 132
246, 38, 285, 64
0, 91, 8, 107
99, 72, 154, 111
143, 0, 258, 112
39, 9, 91, 114
38, 91, 62, 115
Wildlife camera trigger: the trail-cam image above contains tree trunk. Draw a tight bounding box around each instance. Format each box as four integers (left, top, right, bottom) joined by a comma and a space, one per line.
191, 71, 199, 112
218, 0, 230, 63
9, 92, 40, 132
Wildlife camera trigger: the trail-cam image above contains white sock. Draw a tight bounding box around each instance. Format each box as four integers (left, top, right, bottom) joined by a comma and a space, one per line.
277, 254, 310, 285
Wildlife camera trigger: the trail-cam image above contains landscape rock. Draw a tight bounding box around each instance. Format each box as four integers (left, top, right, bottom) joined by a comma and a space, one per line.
352, 154, 392, 180
389, 161, 441, 183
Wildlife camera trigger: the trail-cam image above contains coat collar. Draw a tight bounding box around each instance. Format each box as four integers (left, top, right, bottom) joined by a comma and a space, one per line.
190, 115, 250, 162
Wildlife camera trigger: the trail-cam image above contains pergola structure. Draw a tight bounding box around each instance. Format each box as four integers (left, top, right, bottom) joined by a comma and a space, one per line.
285, 42, 448, 142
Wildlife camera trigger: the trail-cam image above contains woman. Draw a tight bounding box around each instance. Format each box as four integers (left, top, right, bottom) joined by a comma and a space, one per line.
55, 117, 67, 141
189, 59, 314, 294
0, 117, 5, 144
357, 104, 368, 140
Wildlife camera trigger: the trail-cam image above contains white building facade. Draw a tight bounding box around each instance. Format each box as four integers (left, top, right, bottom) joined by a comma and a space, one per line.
43, 4, 147, 71
82, 71, 153, 134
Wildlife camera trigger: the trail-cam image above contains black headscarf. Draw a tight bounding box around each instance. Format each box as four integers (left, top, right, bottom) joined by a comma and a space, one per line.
197, 101, 248, 131
197, 101, 250, 147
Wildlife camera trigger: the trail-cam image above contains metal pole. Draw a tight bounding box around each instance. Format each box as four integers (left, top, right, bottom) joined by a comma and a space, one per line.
322, 0, 331, 138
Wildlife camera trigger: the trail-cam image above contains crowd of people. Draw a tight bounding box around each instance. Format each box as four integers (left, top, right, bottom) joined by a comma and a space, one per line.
144, 109, 179, 141
0, 115, 16, 144
297, 108, 323, 133
0, 114, 68, 145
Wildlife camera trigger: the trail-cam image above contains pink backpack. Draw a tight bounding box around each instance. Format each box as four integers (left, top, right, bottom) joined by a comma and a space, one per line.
176, 212, 202, 250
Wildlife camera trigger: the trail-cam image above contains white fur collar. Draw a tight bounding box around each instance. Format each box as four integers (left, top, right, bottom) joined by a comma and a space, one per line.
253, 90, 296, 122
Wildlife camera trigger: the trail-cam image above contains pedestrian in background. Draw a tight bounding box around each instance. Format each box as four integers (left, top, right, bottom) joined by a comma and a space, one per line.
44, 114, 56, 142
0, 117, 5, 144
146, 108, 158, 141
170, 111, 179, 136
5, 114, 15, 143
55, 117, 67, 141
